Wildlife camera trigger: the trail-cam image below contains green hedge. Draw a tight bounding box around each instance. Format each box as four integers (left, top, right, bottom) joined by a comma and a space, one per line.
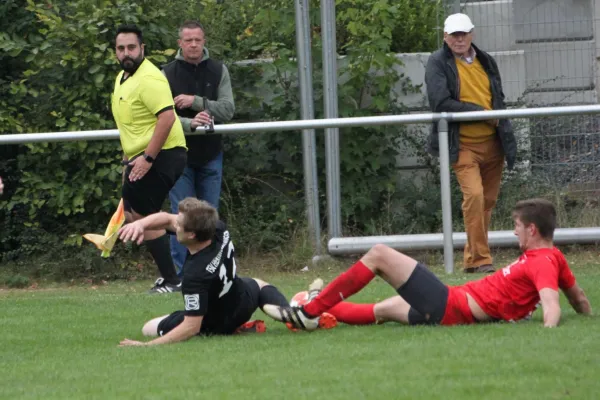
0, 0, 448, 268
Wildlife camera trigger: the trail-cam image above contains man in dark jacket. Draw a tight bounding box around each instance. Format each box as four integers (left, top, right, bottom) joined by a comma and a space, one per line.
425, 13, 517, 273
162, 20, 235, 275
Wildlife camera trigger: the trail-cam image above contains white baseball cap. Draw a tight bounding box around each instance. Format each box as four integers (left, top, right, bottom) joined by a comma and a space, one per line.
444, 13, 475, 34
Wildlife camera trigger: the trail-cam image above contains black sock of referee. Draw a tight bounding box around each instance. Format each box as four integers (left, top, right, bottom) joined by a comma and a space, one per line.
146, 234, 180, 285
259, 285, 290, 309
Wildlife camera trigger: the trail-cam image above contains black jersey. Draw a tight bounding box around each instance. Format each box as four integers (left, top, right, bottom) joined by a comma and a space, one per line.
181, 221, 241, 324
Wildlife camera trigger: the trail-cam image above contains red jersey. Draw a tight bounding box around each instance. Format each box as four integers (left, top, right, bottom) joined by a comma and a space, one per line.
458, 247, 576, 322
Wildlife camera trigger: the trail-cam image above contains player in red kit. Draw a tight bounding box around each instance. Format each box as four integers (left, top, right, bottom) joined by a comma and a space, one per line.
264, 198, 592, 329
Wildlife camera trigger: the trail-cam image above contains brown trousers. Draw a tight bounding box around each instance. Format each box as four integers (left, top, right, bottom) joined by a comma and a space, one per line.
452, 138, 505, 269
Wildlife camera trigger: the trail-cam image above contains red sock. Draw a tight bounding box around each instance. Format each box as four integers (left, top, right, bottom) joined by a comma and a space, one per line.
303, 260, 375, 317
327, 302, 376, 325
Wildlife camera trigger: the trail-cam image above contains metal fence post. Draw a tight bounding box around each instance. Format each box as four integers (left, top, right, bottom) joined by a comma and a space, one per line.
294, 0, 322, 255
321, 0, 342, 239
437, 117, 454, 274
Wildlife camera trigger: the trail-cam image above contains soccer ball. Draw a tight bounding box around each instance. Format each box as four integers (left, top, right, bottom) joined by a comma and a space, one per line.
289, 290, 310, 307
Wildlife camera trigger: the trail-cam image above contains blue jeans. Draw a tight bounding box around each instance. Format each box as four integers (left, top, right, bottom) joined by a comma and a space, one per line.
169, 152, 223, 275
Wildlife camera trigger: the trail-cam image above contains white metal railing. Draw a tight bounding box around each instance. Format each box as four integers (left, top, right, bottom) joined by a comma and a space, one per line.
3, 104, 600, 273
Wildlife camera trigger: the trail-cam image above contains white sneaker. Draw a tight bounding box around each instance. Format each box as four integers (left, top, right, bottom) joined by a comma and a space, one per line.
307, 278, 323, 302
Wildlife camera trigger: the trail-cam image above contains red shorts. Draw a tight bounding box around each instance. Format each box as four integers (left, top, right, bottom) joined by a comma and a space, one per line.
440, 286, 476, 326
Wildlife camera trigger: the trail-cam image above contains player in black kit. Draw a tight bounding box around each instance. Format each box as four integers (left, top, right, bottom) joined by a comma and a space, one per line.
116, 198, 323, 346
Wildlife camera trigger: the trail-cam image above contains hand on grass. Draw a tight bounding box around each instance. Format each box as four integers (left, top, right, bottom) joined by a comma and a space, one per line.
119, 338, 146, 347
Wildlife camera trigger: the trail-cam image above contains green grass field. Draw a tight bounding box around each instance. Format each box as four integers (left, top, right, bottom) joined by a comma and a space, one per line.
1, 250, 600, 400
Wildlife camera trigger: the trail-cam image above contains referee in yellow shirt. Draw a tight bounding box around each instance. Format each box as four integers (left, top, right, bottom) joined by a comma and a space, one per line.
425, 14, 517, 274
112, 25, 187, 293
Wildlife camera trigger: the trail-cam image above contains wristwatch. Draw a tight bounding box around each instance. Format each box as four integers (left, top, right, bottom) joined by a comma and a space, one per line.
143, 153, 155, 163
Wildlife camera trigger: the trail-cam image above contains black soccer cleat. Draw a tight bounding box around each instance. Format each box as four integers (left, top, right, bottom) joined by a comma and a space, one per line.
148, 278, 182, 294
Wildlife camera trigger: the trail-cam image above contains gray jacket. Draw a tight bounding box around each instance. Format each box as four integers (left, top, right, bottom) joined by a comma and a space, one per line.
424, 43, 516, 169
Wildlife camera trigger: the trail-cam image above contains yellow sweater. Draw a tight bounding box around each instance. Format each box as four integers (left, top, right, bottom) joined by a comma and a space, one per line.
456, 57, 495, 143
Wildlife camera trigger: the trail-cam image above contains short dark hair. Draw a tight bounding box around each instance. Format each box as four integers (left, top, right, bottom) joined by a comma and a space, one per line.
116, 24, 143, 45
178, 198, 218, 242
179, 20, 205, 36
512, 198, 557, 240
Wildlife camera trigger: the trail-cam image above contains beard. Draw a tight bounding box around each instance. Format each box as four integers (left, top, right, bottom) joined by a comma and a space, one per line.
120, 54, 144, 73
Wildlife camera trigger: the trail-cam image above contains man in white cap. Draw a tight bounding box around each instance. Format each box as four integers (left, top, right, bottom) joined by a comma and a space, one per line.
425, 13, 517, 274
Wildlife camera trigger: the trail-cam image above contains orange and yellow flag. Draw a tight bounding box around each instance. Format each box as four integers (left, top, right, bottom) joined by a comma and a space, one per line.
83, 198, 126, 257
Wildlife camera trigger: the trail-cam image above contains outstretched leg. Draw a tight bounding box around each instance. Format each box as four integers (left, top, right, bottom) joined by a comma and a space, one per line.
324, 294, 436, 326
319, 295, 417, 326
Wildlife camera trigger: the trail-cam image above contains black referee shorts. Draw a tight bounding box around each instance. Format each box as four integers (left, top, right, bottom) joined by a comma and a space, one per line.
157, 277, 261, 336
122, 147, 186, 216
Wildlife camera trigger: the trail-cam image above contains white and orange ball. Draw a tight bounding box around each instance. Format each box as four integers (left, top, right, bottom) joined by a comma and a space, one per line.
289, 290, 310, 307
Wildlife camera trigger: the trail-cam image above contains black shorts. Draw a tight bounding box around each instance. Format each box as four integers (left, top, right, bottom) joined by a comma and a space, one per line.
157, 277, 261, 336
397, 263, 449, 325
122, 147, 186, 216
